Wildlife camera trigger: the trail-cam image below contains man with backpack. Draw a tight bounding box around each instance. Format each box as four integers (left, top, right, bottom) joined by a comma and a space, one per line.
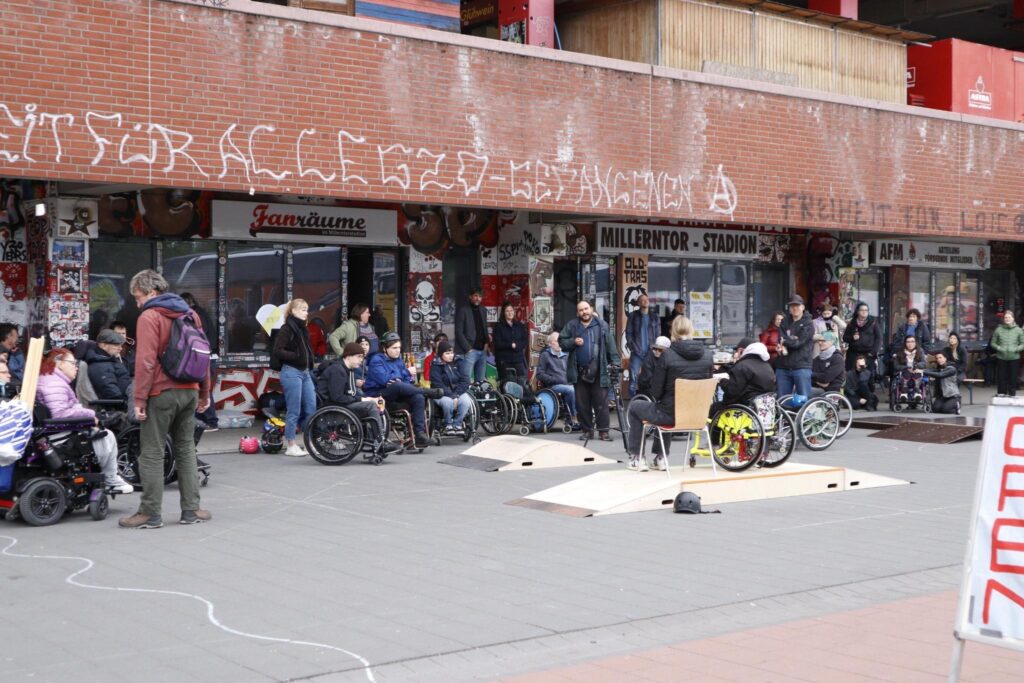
121, 269, 212, 529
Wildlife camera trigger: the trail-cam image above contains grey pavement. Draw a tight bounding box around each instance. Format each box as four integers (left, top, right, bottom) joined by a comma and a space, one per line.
0, 388, 1000, 682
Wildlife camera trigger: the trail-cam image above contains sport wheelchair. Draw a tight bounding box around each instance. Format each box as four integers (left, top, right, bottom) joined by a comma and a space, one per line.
1, 404, 130, 526
498, 369, 549, 436
427, 394, 481, 446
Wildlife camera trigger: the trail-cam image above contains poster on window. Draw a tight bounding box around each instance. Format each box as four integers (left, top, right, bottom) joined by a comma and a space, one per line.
689, 291, 714, 339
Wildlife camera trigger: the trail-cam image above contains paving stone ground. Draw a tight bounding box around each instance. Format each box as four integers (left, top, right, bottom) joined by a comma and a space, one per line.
0, 388, 1014, 682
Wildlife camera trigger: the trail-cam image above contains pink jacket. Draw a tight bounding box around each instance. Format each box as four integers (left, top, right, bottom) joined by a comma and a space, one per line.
37, 371, 95, 421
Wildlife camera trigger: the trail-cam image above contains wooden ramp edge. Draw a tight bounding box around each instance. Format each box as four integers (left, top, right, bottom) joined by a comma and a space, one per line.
439, 435, 617, 472
506, 463, 909, 516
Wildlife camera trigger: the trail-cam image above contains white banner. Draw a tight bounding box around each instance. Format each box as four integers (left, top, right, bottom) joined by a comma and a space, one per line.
596, 222, 759, 259
955, 397, 1024, 652
874, 239, 989, 270
212, 201, 397, 245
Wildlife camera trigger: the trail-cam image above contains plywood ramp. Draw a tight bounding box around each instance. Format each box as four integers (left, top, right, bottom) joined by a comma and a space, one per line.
439, 435, 617, 472
506, 463, 909, 516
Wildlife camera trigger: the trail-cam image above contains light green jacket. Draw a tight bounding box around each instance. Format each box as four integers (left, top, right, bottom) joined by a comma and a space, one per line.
329, 320, 358, 356
991, 323, 1024, 362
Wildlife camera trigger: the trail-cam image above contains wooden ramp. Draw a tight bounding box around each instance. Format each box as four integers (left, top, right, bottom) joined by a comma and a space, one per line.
506, 463, 909, 516
439, 435, 617, 472
868, 418, 985, 444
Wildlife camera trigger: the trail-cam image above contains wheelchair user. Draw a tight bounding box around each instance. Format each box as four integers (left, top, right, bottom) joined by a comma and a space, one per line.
84, 329, 133, 403
536, 331, 580, 428
0, 358, 17, 400
317, 343, 401, 454
892, 335, 927, 402
363, 333, 443, 450
429, 341, 473, 435
636, 336, 671, 398
36, 348, 134, 493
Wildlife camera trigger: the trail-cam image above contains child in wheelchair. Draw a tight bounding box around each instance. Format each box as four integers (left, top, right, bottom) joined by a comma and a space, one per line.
429, 341, 473, 436
317, 343, 401, 455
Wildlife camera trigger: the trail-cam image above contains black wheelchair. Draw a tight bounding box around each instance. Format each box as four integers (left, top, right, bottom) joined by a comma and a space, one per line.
303, 399, 398, 465
1, 405, 129, 526
498, 369, 549, 436
427, 392, 481, 446
471, 381, 512, 435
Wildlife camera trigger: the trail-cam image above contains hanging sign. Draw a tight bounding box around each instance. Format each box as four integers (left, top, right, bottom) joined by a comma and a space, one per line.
874, 239, 989, 270
689, 291, 714, 339
596, 223, 758, 259
212, 201, 397, 245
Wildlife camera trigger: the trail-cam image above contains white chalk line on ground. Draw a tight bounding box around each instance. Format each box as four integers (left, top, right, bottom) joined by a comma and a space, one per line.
0, 535, 376, 682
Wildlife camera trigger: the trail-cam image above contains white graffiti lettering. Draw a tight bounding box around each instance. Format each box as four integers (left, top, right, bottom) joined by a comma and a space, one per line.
337, 130, 368, 185
510, 160, 531, 200
708, 164, 738, 219
248, 124, 291, 180
297, 128, 336, 182
378, 143, 412, 189
218, 123, 251, 182
85, 112, 122, 166
416, 148, 453, 191
150, 123, 209, 177
0, 104, 24, 162
456, 151, 488, 196
118, 123, 158, 166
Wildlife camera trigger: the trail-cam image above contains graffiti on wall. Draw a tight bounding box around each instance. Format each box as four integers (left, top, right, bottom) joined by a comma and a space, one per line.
214, 367, 279, 413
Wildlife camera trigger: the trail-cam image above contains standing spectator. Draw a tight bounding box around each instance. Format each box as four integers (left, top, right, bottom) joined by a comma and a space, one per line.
122, 269, 211, 529
844, 355, 877, 410
272, 298, 317, 457
364, 332, 442, 449
317, 343, 399, 454
85, 329, 133, 402
843, 302, 883, 372
0, 323, 25, 382
638, 336, 670, 397
625, 316, 713, 472
455, 289, 489, 383
559, 300, 621, 442
37, 349, 134, 494
180, 293, 218, 431
941, 332, 967, 380
430, 341, 473, 434
775, 294, 815, 398
924, 351, 961, 414
661, 298, 685, 337
625, 294, 660, 397
759, 312, 784, 366
991, 310, 1024, 396
330, 304, 377, 357
422, 332, 448, 385
110, 320, 136, 376
812, 303, 846, 356
492, 302, 529, 382
890, 308, 933, 355
369, 304, 390, 338
536, 331, 579, 429
811, 331, 845, 395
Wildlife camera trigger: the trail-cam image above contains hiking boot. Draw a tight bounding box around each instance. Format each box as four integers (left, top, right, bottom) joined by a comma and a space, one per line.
180, 509, 212, 524
598, 431, 612, 441
119, 512, 163, 529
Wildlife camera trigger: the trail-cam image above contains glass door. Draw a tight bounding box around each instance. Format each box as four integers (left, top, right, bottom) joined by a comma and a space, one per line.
719, 264, 749, 346
753, 264, 787, 335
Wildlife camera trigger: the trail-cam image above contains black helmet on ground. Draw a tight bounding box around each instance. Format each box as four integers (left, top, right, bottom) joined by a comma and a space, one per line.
673, 491, 702, 514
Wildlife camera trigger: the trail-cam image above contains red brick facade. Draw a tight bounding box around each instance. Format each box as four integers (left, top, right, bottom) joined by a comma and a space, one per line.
1, 0, 1022, 241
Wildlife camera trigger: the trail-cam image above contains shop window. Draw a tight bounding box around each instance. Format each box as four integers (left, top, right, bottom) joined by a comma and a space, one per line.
981, 270, 1015, 338
858, 271, 883, 339
686, 262, 714, 340
958, 275, 980, 342
293, 246, 342, 346
753, 265, 787, 334
934, 272, 957, 341
162, 240, 219, 341
720, 264, 748, 345
88, 240, 154, 339
647, 259, 682, 321
224, 244, 285, 355
909, 271, 932, 344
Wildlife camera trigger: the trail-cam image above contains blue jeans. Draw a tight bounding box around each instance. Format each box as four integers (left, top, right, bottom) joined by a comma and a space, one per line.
435, 394, 472, 426
462, 349, 487, 383
776, 367, 812, 399
549, 384, 577, 418
379, 382, 427, 434
280, 365, 316, 441
628, 353, 645, 397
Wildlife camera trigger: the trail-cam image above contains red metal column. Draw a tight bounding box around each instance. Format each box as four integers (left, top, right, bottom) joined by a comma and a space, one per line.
498, 0, 554, 47
808, 0, 858, 20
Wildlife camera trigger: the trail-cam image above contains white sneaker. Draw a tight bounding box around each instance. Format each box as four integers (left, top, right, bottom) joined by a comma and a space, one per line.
627, 456, 640, 471
107, 477, 134, 494
638, 457, 650, 472
652, 455, 667, 471
285, 445, 306, 457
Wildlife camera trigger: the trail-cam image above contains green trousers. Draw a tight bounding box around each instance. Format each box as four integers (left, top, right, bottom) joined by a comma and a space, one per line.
138, 389, 201, 516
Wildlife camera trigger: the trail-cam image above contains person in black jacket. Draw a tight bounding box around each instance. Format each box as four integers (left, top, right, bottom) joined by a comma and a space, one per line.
86, 329, 133, 402
843, 301, 883, 372
890, 308, 933, 355
924, 351, 961, 414
775, 294, 815, 398
492, 302, 529, 383
271, 298, 317, 457
892, 335, 927, 402
637, 336, 670, 397
317, 342, 399, 454
559, 300, 621, 441
536, 331, 579, 428
718, 342, 776, 408
454, 290, 488, 383
625, 316, 712, 472
941, 332, 967, 381
810, 331, 845, 396
429, 341, 473, 434
844, 355, 877, 410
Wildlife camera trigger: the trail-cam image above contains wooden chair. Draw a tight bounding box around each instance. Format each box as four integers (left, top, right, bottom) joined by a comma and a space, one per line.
638, 378, 719, 479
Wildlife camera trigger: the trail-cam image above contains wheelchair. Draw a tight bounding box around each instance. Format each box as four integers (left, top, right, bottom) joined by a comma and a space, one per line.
470, 380, 513, 435
535, 387, 575, 434
0, 404, 129, 526
428, 393, 481, 446
498, 369, 549, 436
303, 400, 398, 466
889, 371, 931, 413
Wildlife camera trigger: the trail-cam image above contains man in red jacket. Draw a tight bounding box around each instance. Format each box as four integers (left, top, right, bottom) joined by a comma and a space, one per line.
119, 269, 212, 529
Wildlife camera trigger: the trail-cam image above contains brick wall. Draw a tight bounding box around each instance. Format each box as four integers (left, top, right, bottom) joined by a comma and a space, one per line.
0, 0, 1022, 242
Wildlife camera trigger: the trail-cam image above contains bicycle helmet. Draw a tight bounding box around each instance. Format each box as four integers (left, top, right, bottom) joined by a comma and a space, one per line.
238, 437, 260, 454
381, 332, 402, 348
673, 491, 702, 514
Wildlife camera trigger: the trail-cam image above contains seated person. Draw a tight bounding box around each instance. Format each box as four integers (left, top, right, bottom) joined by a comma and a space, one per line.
636, 336, 671, 398
923, 351, 961, 415
535, 332, 579, 428
85, 329, 133, 402
363, 332, 442, 449
892, 335, 927, 402
422, 332, 448, 385
429, 341, 473, 434
353, 335, 372, 386
0, 358, 18, 400
36, 349, 134, 493
716, 342, 776, 411
317, 343, 400, 454
844, 354, 877, 410
625, 316, 713, 472
109, 320, 136, 377
941, 332, 967, 382
0, 323, 25, 383
810, 331, 845, 397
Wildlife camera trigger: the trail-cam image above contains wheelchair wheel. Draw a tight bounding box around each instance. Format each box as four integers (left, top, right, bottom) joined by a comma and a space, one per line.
709, 405, 765, 472
19, 479, 67, 526
462, 399, 479, 442
88, 490, 109, 521
796, 398, 840, 451
759, 409, 796, 468
824, 392, 853, 438
117, 428, 175, 487
500, 394, 518, 434
304, 406, 364, 466
536, 389, 559, 431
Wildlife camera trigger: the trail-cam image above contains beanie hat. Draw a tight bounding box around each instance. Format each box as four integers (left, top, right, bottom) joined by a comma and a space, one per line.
436, 341, 453, 355
342, 342, 365, 358
653, 336, 671, 350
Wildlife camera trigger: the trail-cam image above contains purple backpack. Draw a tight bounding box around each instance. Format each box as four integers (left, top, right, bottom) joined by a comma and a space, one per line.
160, 310, 212, 383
